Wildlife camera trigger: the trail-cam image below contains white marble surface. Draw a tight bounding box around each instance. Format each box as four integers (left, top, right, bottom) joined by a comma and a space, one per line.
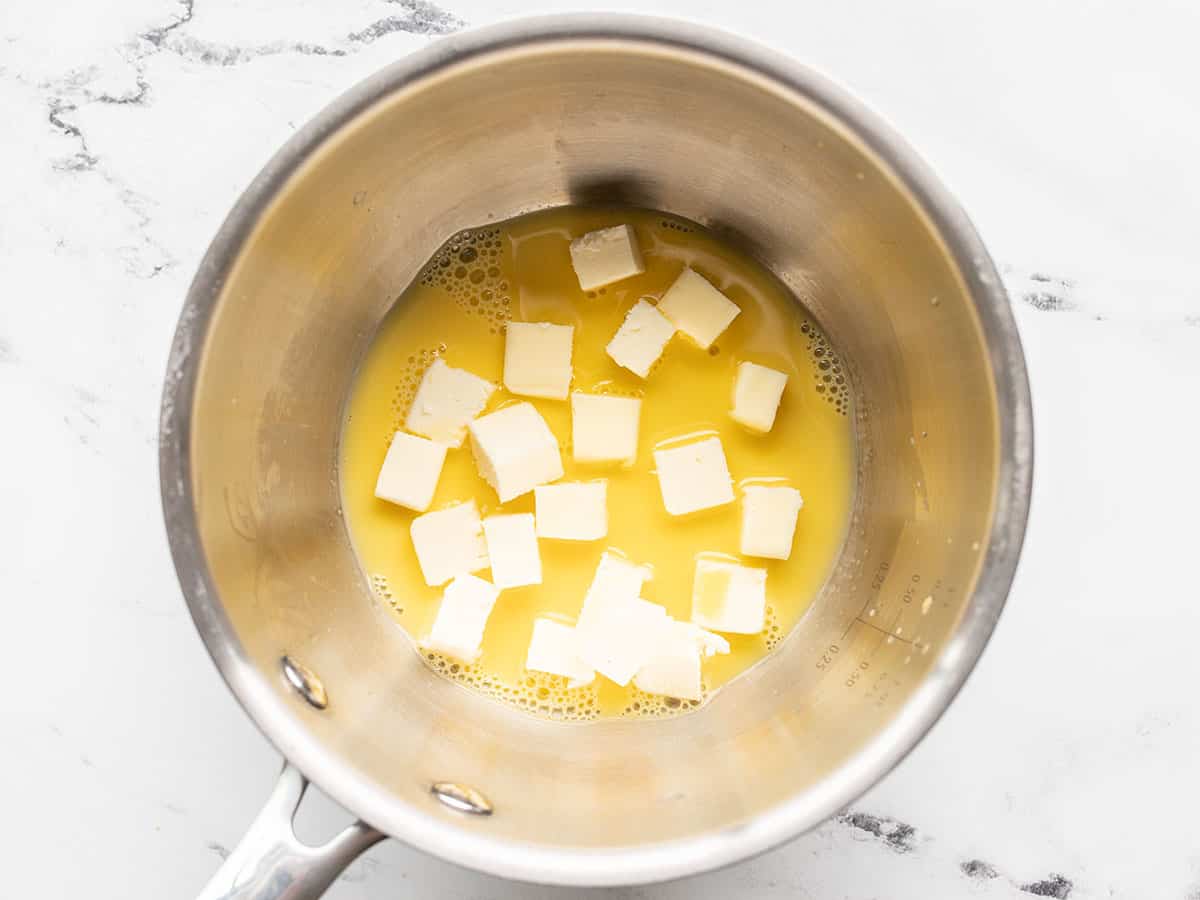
2, 1, 1198, 897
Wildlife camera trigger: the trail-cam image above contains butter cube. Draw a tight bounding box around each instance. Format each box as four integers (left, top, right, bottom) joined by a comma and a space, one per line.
577, 595, 671, 686
634, 621, 729, 701
606, 300, 676, 378
374, 431, 446, 512
405, 358, 496, 448
482, 513, 542, 589
657, 267, 740, 349
732, 362, 788, 432
676, 621, 732, 658
571, 392, 641, 465
525, 618, 594, 688
691, 557, 767, 634
580, 550, 651, 615
468, 402, 564, 503
653, 436, 735, 516
569, 225, 645, 291
421, 573, 500, 663
503, 322, 574, 400
534, 480, 607, 541
741, 485, 804, 560
409, 500, 489, 587
634, 640, 701, 700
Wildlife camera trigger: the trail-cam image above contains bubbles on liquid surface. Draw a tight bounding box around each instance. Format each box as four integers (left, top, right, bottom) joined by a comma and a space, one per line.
800, 321, 850, 415
418, 226, 512, 327
658, 218, 694, 234
425, 652, 600, 721
622, 687, 702, 718
370, 573, 401, 614
762, 604, 783, 650
389, 344, 443, 444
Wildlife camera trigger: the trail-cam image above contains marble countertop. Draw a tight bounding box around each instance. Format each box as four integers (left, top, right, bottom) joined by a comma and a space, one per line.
3, 0, 1198, 897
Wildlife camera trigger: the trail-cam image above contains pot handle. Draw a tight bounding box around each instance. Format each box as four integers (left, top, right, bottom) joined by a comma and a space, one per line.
198, 762, 384, 900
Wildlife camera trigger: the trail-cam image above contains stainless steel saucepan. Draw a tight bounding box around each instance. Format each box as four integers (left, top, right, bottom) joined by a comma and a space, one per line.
160, 15, 1032, 898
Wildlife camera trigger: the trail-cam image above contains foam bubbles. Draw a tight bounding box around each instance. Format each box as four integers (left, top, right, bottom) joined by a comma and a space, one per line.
424, 652, 601, 722
418, 227, 512, 327
762, 603, 783, 650
370, 573, 401, 614
800, 320, 850, 415
621, 687, 703, 719
658, 218, 695, 234
388, 344, 444, 446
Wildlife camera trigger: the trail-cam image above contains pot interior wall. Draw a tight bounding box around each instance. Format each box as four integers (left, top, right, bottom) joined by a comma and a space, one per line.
188, 40, 998, 850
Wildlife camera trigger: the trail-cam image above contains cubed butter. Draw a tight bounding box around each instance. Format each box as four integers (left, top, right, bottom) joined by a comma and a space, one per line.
653, 436, 735, 516
576, 595, 671, 686
374, 430, 446, 512
421, 573, 500, 663
525, 618, 594, 688
405, 358, 496, 448
580, 550, 651, 616
740, 485, 804, 560
482, 513, 542, 589
409, 500, 489, 587
503, 322, 574, 400
656, 267, 740, 349
634, 621, 729, 701
633, 637, 702, 701
534, 480, 608, 541
731, 361, 788, 433
691, 557, 767, 634
605, 300, 676, 378
676, 621, 732, 658
571, 392, 641, 465
468, 402, 564, 503
569, 225, 645, 291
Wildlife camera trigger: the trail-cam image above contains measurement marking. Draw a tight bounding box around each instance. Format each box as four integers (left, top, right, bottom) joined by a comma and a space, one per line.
842, 595, 879, 640
855, 616, 914, 645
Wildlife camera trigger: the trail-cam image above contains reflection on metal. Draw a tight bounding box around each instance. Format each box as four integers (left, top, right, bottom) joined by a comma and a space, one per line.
196, 763, 383, 900
432, 782, 494, 816
282, 656, 328, 710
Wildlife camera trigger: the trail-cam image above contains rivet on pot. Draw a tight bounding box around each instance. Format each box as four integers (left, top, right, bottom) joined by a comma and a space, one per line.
281, 656, 328, 710
431, 782, 493, 816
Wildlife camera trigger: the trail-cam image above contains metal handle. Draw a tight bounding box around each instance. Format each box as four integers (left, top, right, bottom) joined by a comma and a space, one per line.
198, 762, 384, 900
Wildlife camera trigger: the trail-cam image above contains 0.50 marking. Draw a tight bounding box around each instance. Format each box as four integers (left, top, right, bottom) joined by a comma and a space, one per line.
844, 660, 871, 688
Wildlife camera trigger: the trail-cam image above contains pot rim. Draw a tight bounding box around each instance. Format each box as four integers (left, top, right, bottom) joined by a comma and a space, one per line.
159, 13, 1033, 886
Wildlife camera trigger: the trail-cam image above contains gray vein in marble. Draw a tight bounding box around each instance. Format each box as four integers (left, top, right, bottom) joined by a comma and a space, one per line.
1019, 874, 1073, 898
839, 812, 1077, 897
43, 89, 175, 276
1023, 290, 1075, 312
47, 97, 98, 172
141, 0, 195, 50
206, 841, 230, 860
162, 34, 348, 66
151, 0, 461, 67
1019, 273, 1076, 311
836, 811, 918, 853
349, 0, 464, 44
960, 859, 999, 880
969, 862, 1075, 898
28, 0, 464, 281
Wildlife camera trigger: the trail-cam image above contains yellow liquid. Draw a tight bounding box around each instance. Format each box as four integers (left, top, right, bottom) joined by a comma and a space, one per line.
340, 207, 854, 720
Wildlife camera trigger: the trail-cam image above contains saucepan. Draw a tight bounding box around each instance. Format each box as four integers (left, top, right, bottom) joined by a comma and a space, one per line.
160, 14, 1033, 898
